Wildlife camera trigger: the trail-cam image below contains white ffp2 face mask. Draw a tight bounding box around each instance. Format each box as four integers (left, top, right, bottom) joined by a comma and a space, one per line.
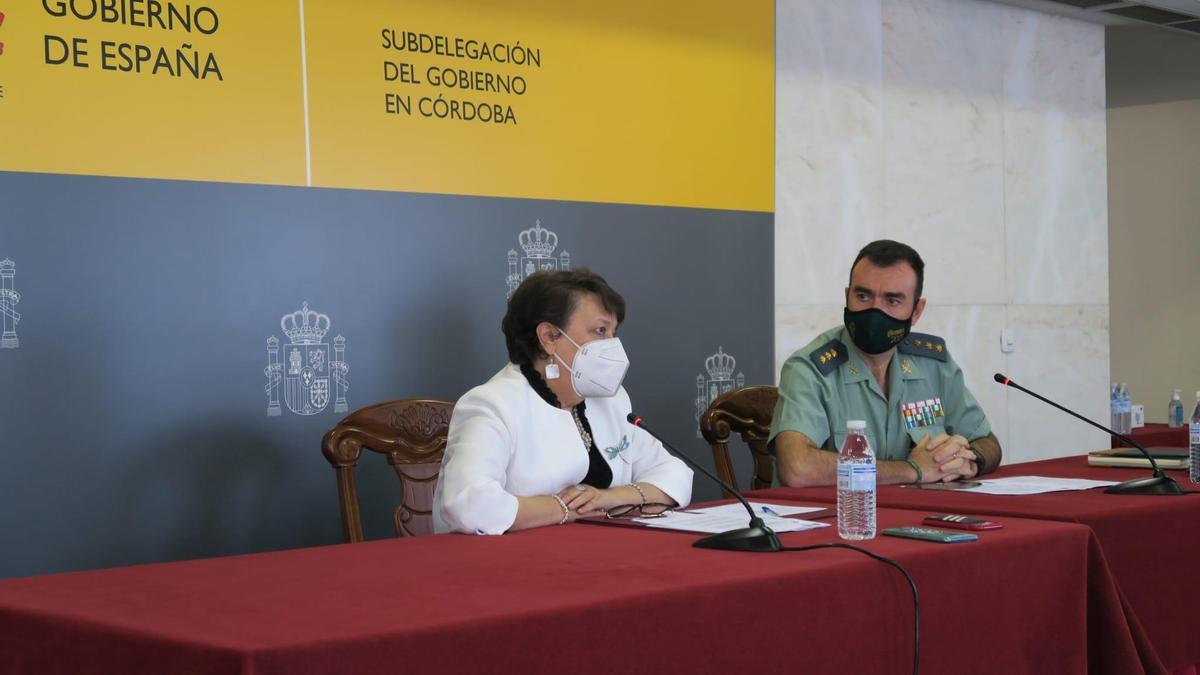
552, 329, 630, 398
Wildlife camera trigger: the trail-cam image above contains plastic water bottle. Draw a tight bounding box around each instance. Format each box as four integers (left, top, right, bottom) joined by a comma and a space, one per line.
1110, 383, 1121, 433
1121, 383, 1133, 434
837, 420, 876, 540
1168, 390, 1185, 429
1189, 391, 1200, 485
1118, 382, 1133, 435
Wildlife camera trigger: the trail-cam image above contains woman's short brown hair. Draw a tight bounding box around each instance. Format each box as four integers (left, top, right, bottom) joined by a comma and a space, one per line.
501, 269, 626, 368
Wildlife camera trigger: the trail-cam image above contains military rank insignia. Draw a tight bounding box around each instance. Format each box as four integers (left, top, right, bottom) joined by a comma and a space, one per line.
898, 332, 948, 362
809, 339, 848, 376
902, 399, 945, 429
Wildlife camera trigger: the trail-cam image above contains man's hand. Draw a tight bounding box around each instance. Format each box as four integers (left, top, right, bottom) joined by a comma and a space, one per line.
928, 434, 978, 481
908, 433, 977, 483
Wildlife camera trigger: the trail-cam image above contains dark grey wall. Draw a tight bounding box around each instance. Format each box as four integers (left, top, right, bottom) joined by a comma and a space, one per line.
0, 171, 772, 578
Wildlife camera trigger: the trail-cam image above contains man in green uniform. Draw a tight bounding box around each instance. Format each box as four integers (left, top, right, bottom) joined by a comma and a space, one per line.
771, 240, 1002, 486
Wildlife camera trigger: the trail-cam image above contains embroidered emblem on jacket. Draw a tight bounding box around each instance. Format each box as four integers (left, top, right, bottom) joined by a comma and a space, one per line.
605, 435, 630, 460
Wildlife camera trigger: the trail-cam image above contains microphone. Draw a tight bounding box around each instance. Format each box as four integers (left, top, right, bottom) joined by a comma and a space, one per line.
994, 373, 1183, 496
627, 413, 782, 552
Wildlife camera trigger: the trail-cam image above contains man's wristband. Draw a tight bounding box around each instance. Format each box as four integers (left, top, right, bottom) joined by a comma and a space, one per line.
903, 458, 923, 484
969, 445, 987, 475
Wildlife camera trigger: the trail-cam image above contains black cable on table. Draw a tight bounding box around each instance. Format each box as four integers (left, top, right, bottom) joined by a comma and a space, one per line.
780, 543, 920, 675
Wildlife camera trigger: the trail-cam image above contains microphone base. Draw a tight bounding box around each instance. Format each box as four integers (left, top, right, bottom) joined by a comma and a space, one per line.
692, 526, 783, 553
1104, 473, 1186, 496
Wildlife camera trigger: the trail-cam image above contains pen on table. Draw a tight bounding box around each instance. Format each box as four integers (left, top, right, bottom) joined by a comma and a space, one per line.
760, 505, 783, 518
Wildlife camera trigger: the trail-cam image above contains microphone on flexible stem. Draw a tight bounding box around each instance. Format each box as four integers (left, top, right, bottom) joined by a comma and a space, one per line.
994, 373, 1183, 496
627, 413, 782, 552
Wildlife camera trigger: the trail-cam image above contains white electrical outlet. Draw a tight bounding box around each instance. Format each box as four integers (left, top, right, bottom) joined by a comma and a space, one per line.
1000, 328, 1015, 353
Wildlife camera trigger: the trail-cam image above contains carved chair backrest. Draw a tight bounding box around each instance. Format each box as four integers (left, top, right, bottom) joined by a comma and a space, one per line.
699, 386, 779, 497
321, 399, 454, 541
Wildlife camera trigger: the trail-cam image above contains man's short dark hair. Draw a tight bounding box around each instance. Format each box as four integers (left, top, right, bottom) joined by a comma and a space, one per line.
850, 240, 925, 302
501, 268, 626, 368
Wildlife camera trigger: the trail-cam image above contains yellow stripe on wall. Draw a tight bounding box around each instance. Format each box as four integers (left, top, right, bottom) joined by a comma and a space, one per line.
0, 1, 308, 186
0, 0, 772, 212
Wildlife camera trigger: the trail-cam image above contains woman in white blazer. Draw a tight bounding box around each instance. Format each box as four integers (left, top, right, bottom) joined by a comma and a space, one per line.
433, 269, 693, 534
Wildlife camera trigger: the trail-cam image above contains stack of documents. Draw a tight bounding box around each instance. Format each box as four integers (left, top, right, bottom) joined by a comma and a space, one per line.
634, 502, 830, 533
961, 476, 1119, 495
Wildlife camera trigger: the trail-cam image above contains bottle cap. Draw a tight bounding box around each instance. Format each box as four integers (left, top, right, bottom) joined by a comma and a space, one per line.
1173, 389, 1181, 399
846, 420, 866, 431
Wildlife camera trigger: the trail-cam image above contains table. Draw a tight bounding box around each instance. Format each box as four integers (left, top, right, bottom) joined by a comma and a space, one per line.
749, 456, 1200, 673
1113, 422, 1190, 449
0, 505, 1158, 675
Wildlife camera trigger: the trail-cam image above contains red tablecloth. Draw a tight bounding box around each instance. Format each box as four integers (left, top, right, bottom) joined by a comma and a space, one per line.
749, 456, 1200, 672
0, 505, 1158, 675
1113, 423, 1190, 449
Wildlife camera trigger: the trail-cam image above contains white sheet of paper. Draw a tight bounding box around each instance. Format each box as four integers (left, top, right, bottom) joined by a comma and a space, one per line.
962, 475, 1119, 495
684, 502, 827, 518
633, 510, 829, 534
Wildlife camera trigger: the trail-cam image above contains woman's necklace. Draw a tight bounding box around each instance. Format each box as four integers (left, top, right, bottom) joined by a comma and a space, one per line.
570, 407, 593, 450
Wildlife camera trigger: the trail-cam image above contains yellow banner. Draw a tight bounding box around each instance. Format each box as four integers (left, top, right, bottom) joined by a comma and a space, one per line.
0, 1, 772, 212
0, 0, 307, 185
303, 0, 772, 211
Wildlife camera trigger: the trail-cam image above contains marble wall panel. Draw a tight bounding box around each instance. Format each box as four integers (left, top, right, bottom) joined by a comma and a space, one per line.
1002, 10, 1108, 305
776, 0, 884, 306
880, 0, 1007, 306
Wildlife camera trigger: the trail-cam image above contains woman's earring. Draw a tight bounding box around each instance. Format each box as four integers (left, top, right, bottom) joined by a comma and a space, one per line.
544, 359, 560, 380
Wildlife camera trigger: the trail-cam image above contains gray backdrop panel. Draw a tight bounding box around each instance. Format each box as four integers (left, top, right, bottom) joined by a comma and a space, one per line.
0, 171, 773, 578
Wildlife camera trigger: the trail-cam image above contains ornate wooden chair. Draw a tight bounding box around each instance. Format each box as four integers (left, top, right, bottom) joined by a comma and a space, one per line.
321, 399, 453, 542
699, 386, 779, 498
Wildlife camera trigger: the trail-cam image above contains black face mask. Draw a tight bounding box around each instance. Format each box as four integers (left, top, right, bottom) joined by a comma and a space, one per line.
843, 307, 913, 355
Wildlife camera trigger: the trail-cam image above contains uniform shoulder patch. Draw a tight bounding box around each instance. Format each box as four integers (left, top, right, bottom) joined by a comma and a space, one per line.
899, 332, 948, 362
808, 339, 848, 376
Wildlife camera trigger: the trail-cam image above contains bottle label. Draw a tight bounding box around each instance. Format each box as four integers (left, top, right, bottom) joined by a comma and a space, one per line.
837, 464, 876, 492
1190, 423, 1200, 447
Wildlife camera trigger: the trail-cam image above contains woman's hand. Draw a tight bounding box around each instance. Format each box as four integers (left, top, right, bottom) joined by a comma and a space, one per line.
558, 484, 632, 517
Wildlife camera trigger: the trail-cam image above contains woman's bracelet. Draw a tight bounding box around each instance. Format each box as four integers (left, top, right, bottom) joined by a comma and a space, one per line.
628, 482, 647, 506
903, 458, 923, 484
551, 494, 570, 525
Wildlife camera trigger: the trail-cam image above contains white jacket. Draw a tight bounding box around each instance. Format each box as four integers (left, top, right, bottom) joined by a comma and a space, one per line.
433, 364, 693, 534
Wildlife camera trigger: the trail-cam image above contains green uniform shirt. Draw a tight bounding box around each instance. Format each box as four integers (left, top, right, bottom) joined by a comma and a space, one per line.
770, 325, 991, 463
